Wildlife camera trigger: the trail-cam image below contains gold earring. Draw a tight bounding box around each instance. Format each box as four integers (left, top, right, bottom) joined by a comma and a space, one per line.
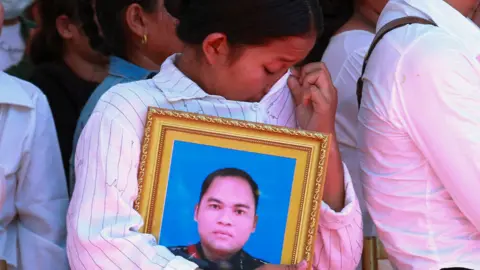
141, 34, 148, 45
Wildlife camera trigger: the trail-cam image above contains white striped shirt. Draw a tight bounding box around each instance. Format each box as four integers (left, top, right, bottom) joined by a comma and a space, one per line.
67, 54, 363, 270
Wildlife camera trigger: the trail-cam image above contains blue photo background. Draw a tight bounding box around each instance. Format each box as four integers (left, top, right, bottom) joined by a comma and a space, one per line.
159, 140, 296, 263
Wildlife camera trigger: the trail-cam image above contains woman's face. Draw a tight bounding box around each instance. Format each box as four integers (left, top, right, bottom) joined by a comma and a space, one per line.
204, 34, 316, 103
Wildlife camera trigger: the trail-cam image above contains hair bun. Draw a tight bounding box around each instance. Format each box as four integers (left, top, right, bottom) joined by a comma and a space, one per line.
164, 0, 191, 19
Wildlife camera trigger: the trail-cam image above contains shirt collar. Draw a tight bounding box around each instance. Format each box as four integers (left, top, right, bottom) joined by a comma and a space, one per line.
153, 53, 291, 104
0, 72, 34, 108
108, 56, 153, 80
153, 54, 212, 102
380, 0, 480, 56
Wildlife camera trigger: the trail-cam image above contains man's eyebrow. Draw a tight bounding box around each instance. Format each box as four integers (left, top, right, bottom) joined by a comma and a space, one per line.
206, 197, 223, 204
207, 198, 251, 209
234, 204, 251, 209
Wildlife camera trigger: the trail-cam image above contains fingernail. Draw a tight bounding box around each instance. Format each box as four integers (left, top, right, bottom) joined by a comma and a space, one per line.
298, 260, 307, 267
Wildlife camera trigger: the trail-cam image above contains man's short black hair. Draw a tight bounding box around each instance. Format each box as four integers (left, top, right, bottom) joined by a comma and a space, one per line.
199, 168, 260, 211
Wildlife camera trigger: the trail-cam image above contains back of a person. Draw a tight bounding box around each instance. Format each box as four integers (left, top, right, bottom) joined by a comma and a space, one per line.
322, 30, 374, 154
358, 0, 480, 268
322, 30, 375, 237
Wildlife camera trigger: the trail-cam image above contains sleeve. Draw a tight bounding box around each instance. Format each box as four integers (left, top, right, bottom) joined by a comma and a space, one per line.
313, 163, 363, 270
67, 110, 199, 270
16, 92, 69, 269
398, 42, 480, 230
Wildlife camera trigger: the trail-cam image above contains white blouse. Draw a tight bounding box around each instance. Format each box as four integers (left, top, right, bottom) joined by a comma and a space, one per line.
322, 30, 376, 237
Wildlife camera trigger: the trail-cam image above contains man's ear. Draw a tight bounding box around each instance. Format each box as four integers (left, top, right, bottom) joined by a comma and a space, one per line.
202, 33, 230, 65
194, 204, 199, 222
252, 215, 258, 233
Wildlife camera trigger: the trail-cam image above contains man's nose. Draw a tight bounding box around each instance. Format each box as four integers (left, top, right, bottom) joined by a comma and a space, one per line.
217, 210, 233, 225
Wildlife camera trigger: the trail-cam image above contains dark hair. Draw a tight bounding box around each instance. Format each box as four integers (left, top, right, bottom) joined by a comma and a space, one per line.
78, 0, 158, 59
303, 0, 355, 63
30, 0, 81, 64
199, 168, 260, 211
165, 0, 324, 46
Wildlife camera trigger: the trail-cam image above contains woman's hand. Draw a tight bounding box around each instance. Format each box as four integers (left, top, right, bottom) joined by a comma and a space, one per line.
287, 62, 337, 134
288, 62, 345, 212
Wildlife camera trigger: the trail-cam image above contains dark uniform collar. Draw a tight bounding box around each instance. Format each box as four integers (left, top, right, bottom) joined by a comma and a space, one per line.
194, 242, 266, 270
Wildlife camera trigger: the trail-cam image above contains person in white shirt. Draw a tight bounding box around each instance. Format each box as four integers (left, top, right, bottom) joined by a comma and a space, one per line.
318, 0, 388, 239
0, 3, 69, 270
0, 72, 70, 270
67, 0, 364, 269
358, 0, 480, 269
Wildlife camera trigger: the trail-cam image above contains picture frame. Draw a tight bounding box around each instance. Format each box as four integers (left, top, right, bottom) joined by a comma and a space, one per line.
135, 107, 331, 268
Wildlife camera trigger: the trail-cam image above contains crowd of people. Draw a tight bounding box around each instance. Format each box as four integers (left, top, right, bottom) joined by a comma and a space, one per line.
0, 0, 479, 269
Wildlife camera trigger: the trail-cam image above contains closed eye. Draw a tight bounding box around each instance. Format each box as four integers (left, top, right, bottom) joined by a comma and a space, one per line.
264, 67, 275, 75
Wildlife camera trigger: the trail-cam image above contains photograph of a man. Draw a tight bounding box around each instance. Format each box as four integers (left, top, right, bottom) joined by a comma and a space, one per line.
169, 168, 268, 269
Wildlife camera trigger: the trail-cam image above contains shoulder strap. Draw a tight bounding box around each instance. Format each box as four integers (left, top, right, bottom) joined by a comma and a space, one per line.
356, 16, 437, 107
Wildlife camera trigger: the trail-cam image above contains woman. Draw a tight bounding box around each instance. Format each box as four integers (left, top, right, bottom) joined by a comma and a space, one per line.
308, 0, 388, 238
67, 0, 363, 269
28, 0, 108, 174
69, 0, 184, 195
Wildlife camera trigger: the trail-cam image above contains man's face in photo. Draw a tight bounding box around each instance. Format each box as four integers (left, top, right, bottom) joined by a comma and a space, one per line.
195, 176, 257, 258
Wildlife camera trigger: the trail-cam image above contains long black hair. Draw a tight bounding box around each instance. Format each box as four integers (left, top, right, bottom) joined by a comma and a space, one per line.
29, 0, 82, 64
164, 0, 324, 47
303, 0, 355, 63
78, 0, 159, 59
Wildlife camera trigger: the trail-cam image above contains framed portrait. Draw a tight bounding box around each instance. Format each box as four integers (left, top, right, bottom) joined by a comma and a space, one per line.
135, 107, 331, 269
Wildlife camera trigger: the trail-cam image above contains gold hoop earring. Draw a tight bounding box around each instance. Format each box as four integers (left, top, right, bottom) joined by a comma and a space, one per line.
141, 34, 148, 45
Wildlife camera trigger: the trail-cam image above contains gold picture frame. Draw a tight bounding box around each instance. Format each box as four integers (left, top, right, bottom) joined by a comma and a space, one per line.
135, 107, 331, 268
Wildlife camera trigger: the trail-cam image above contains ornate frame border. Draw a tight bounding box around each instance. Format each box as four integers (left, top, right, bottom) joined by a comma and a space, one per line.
135, 107, 330, 266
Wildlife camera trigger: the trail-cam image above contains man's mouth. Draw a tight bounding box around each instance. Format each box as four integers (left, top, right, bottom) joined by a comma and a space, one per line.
213, 230, 232, 238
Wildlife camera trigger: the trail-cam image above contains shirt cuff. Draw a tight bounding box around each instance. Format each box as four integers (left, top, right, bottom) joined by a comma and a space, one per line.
319, 162, 359, 230
165, 256, 199, 270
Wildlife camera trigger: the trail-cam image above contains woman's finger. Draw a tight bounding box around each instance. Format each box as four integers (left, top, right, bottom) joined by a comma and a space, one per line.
287, 75, 304, 106
310, 85, 334, 109
300, 62, 324, 78
302, 69, 335, 94
290, 66, 300, 78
